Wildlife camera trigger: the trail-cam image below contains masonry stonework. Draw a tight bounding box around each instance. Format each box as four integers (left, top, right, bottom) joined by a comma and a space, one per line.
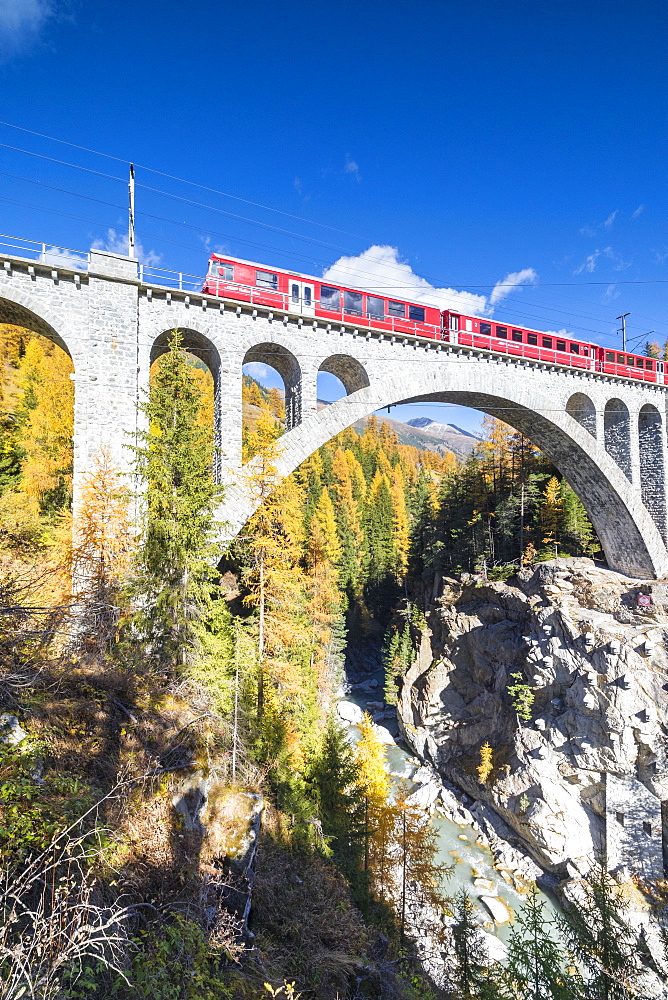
2, 246, 668, 579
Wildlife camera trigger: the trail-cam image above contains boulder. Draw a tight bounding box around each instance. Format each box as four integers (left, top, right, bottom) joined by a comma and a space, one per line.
0, 714, 28, 746
336, 701, 363, 724
479, 895, 511, 924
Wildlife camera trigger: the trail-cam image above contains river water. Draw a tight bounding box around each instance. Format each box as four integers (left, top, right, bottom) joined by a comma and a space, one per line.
340, 691, 562, 952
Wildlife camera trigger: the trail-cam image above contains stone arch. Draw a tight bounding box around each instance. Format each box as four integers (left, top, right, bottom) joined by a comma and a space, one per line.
318, 354, 370, 395
566, 392, 596, 437
604, 398, 632, 480
0, 294, 72, 359
151, 327, 222, 478
219, 371, 668, 579
243, 341, 302, 430
638, 404, 666, 537
151, 327, 220, 377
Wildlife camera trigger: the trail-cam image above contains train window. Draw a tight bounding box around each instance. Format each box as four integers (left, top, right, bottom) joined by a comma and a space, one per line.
646, 359, 655, 370
634, 356, 643, 367
291, 283, 299, 303
211, 261, 233, 279
496, 326, 508, 338
542, 337, 553, 348
344, 289, 363, 315
557, 340, 567, 352
617, 355, 625, 364
449, 314, 459, 331
320, 285, 340, 310
480, 322, 492, 335
570, 343, 580, 354
409, 304, 426, 322
606, 352, 615, 362
388, 300, 405, 317
256, 270, 278, 290
527, 334, 538, 346
367, 295, 385, 319
512, 330, 523, 342
304, 287, 312, 307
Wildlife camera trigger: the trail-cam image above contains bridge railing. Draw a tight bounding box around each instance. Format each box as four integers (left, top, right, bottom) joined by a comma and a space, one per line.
0, 233, 89, 270
139, 264, 205, 292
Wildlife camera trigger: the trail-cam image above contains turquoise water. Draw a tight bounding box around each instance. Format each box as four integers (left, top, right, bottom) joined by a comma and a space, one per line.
342, 698, 562, 945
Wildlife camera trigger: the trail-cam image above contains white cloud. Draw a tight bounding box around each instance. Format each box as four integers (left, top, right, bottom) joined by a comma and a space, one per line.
39, 246, 87, 270
602, 284, 620, 304
489, 268, 537, 307
322, 245, 490, 316
0, 0, 51, 55
632, 204, 645, 219
243, 362, 270, 379
578, 225, 596, 238
574, 246, 631, 275
574, 250, 601, 274
343, 157, 361, 182
603, 210, 618, 230
92, 228, 161, 267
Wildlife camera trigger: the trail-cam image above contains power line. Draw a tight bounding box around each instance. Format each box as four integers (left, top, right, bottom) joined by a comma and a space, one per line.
0, 119, 376, 243
2, 126, 668, 293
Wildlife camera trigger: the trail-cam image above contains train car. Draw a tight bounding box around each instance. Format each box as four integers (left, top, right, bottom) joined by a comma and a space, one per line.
596, 347, 664, 383
443, 310, 664, 384
203, 253, 442, 339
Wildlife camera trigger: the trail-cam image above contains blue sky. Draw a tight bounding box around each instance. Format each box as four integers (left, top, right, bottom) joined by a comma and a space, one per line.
0, 0, 666, 433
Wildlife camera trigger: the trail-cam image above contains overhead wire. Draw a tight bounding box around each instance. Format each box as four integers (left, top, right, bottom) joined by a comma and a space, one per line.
2, 129, 668, 292
0, 124, 666, 344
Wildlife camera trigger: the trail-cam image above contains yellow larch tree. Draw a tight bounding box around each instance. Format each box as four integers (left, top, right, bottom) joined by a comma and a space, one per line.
306, 487, 343, 699
541, 475, 563, 547
242, 407, 308, 716
354, 711, 390, 873
390, 464, 410, 578
18, 337, 74, 509
344, 448, 367, 503
71, 448, 132, 605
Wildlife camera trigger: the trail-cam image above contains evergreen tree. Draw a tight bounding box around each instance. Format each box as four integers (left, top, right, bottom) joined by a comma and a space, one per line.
130, 331, 224, 665
384, 618, 414, 705
363, 471, 396, 586
560, 482, 596, 555
561, 865, 651, 999
451, 889, 497, 999
311, 717, 365, 863
501, 884, 581, 999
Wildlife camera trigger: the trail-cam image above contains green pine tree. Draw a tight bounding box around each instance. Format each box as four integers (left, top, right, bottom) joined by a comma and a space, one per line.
309, 716, 366, 884
560, 482, 597, 555
451, 889, 498, 999
129, 331, 224, 666
501, 884, 581, 999
560, 865, 651, 1000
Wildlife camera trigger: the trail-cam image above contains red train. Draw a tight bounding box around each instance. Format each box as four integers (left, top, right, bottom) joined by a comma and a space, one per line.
203, 253, 665, 385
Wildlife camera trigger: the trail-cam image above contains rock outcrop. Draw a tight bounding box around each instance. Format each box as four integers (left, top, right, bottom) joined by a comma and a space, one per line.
397, 559, 668, 991
398, 559, 668, 879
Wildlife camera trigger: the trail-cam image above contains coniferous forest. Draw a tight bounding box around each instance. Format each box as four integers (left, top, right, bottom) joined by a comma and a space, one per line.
3, 325, 661, 1000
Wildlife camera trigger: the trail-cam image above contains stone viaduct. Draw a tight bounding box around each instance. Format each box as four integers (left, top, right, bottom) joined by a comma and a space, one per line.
1, 244, 667, 580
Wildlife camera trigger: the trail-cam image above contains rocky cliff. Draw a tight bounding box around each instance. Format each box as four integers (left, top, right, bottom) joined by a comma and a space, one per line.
396, 559, 668, 984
